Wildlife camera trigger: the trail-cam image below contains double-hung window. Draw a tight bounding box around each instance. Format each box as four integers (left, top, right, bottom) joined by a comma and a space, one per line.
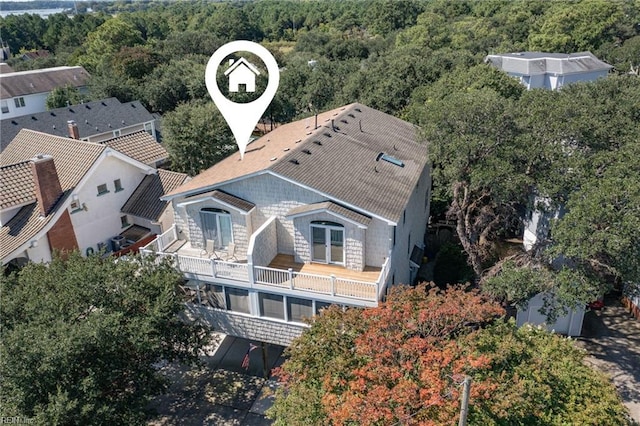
200, 208, 232, 249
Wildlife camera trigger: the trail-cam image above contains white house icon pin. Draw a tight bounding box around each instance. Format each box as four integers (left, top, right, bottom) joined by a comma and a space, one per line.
206, 41, 280, 160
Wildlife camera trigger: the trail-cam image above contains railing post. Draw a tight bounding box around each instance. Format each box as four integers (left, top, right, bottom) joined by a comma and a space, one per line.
331, 274, 336, 296
211, 258, 217, 277
288, 268, 294, 290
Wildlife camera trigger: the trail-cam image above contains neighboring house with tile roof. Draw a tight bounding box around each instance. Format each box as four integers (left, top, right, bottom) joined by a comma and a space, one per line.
485, 51, 611, 90
142, 103, 431, 346
1, 129, 186, 268
1, 98, 158, 150
0, 65, 90, 119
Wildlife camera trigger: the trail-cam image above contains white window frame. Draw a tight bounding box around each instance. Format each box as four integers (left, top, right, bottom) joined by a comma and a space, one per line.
310, 221, 345, 265
200, 208, 233, 249
97, 183, 109, 195
14, 97, 25, 108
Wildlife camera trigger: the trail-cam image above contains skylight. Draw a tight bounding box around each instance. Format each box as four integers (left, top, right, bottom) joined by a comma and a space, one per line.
376, 152, 405, 168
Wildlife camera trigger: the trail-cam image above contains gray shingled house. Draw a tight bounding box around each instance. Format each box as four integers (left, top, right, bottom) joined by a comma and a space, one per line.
141, 103, 431, 346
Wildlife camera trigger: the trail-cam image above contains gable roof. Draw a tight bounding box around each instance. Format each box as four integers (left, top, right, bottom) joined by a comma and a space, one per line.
103, 131, 167, 166
1, 98, 156, 151
167, 103, 428, 224
0, 66, 89, 98
286, 201, 371, 228
121, 170, 189, 221
179, 189, 256, 213
1, 130, 104, 260
485, 51, 612, 76
1, 129, 105, 191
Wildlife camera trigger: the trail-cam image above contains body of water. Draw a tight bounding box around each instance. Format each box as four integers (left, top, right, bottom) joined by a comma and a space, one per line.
0, 8, 68, 18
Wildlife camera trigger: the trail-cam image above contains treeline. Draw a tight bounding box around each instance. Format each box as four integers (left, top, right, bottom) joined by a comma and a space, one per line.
2, 0, 638, 119
0, 1, 75, 11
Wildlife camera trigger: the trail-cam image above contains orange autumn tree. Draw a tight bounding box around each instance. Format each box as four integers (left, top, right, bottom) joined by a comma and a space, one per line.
269, 284, 504, 425
269, 284, 628, 426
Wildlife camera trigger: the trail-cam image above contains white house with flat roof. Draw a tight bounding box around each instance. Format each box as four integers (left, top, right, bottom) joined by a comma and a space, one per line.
485, 51, 612, 90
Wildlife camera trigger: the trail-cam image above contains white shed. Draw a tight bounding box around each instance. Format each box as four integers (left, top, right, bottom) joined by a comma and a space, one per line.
516, 293, 585, 336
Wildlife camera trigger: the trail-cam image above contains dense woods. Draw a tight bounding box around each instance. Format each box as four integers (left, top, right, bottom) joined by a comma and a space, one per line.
2, 1, 640, 423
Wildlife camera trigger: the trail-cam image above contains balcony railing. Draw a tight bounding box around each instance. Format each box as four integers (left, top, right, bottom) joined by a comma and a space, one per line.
142, 228, 384, 302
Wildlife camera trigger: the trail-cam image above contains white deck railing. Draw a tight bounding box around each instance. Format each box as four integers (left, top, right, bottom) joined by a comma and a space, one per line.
142, 232, 380, 302
157, 225, 178, 252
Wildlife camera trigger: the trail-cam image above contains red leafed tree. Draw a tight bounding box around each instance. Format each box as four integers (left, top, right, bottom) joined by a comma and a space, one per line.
269, 284, 504, 425
269, 284, 628, 426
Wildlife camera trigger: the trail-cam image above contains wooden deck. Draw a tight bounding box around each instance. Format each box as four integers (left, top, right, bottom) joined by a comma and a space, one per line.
268, 254, 381, 283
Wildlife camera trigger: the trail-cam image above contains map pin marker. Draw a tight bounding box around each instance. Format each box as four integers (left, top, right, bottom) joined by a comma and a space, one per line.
205, 40, 280, 160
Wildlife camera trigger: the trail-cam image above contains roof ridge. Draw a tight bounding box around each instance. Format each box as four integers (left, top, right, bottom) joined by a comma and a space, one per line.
17, 128, 106, 147
0, 159, 33, 169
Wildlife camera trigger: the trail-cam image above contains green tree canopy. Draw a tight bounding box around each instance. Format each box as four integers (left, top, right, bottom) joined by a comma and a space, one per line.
79, 18, 144, 72
162, 100, 236, 176
45, 84, 83, 109
0, 253, 210, 425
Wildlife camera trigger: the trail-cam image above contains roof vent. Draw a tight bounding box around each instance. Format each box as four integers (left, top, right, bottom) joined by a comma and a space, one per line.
283, 148, 290, 152
295, 139, 302, 143
323, 132, 332, 138
340, 119, 348, 124
121, 120, 125, 125
50, 112, 56, 117
131, 103, 136, 108
270, 157, 277, 162
289, 159, 300, 165
348, 113, 355, 118
101, 101, 107, 106
302, 149, 312, 155
68, 108, 74, 113
313, 140, 322, 146
355, 108, 362, 112
52, 125, 56, 129
376, 152, 405, 168
31, 116, 37, 121
11, 120, 17, 125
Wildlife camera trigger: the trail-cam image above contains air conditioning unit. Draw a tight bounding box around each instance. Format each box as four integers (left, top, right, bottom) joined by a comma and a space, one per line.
111, 235, 125, 251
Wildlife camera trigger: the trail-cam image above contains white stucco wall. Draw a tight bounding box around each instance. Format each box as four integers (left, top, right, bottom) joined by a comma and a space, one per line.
69, 155, 150, 254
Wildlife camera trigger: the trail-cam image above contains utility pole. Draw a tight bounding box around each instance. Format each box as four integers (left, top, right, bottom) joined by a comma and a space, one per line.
458, 376, 471, 426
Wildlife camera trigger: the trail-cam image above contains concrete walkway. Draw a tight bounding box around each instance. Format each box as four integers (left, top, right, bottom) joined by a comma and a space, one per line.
577, 294, 640, 424
148, 335, 285, 425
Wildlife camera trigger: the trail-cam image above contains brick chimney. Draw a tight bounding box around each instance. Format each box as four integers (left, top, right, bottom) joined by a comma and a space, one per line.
30, 154, 63, 216
67, 120, 79, 139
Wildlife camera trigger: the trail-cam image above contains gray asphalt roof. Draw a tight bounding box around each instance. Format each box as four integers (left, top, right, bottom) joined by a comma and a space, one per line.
168, 103, 429, 224
121, 170, 189, 221
1, 98, 155, 151
0, 66, 89, 98
485, 51, 612, 76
